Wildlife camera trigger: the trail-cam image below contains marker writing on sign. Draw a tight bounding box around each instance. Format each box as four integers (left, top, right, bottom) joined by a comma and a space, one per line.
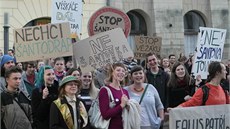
15, 24, 63, 43
175, 115, 228, 129
197, 47, 222, 60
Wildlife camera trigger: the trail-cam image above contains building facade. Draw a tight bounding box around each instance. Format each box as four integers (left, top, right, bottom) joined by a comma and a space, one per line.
0, 0, 229, 60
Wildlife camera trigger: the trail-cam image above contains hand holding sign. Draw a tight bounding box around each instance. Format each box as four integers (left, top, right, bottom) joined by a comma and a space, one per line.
42, 87, 49, 99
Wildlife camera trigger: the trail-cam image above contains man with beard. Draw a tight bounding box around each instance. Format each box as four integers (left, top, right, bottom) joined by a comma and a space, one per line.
0, 54, 16, 92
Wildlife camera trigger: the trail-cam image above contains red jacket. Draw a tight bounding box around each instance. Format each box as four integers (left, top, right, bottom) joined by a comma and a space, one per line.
180, 83, 229, 107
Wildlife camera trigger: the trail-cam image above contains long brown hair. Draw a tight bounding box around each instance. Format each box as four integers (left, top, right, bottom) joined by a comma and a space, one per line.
168, 62, 190, 88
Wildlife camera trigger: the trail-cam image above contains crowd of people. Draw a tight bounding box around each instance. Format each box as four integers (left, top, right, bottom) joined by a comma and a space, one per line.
0, 48, 230, 129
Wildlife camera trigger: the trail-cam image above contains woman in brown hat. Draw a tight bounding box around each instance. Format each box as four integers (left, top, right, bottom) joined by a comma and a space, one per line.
49, 75, 88, 129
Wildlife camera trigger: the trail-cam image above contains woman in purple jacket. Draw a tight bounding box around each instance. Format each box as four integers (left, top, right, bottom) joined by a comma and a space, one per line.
99, 62, 129, 129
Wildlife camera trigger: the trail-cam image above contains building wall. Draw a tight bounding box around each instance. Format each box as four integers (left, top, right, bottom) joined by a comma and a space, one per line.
0, 0, 229, 59
0, 0, 106, 51
210, 0, 230, 59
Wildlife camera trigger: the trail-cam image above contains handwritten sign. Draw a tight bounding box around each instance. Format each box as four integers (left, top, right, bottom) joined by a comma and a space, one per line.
88, 6, 131, 38
169, 105, 230, 129
192, 27, 226, 79
14, 22, 73, 62
51, 0, 83, 38
73, 28, 134, 73
134, 36, 162, 59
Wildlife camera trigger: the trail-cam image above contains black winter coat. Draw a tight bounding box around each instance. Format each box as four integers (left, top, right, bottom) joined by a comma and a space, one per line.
31, 81, 59, 129
146, 68, 169, 109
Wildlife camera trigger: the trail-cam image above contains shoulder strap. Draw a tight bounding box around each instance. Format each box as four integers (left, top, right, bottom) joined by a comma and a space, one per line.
139, 84, 149, 104
13, 97, 30, 120
220, 86, 229, 104
102, 86, 114, 102
201, 85, 209, 106
224, 90, 229, 104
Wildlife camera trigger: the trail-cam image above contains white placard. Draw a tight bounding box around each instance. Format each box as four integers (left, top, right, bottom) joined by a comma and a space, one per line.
192, 27, 226, 79
51, 0, 83, 38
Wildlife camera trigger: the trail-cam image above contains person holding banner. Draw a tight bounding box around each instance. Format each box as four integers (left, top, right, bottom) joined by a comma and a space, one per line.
176, 61, 230, 107
31, 65, 59, 129
125, 65, 164, 129
99, 62, 129, 129
167, 62, 200, 108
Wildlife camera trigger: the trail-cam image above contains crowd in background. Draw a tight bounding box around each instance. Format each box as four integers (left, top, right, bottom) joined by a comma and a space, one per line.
0, 47, 230, 129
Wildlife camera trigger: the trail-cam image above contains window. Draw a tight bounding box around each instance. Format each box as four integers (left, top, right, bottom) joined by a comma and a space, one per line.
127, 11, 147, 35
184, 11, 205, 34
184, 11, 206, 56
24, 17, 51, 27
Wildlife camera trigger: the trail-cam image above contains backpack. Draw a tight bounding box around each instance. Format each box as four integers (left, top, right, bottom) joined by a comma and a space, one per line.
201, 85, 210, 105
201, 85, 229, 105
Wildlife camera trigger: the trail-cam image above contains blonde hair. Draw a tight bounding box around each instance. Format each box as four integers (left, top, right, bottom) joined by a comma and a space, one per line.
88, 72, 99, 99
104, 62, 126, 86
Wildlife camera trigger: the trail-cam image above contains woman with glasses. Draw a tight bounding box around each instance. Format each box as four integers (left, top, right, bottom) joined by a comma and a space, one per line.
50, 75, 88, 129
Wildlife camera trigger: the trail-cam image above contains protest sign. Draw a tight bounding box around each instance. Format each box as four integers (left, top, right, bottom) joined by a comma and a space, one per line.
169, 105, 230, 129
14, 22, 73, 62
51, 0, 83, 38
88, 6, 131, 38
134, 36, 162, 59
192, 27, 226, 79
73, 28, 134, 73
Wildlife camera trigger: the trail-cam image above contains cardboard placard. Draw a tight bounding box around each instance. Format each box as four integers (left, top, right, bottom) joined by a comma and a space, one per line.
192, 27, 226, 79
14, 22, 73, 62
73, 28, 134, 73
169, 105, 230, 129
134, 36, 162, 59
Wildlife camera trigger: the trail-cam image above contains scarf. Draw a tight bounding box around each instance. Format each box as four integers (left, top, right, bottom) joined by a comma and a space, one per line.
54, 98, 74, 129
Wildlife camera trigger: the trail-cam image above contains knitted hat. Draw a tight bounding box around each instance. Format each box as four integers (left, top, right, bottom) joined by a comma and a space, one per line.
0, 55, 15, 67
59, 75, 81, 88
